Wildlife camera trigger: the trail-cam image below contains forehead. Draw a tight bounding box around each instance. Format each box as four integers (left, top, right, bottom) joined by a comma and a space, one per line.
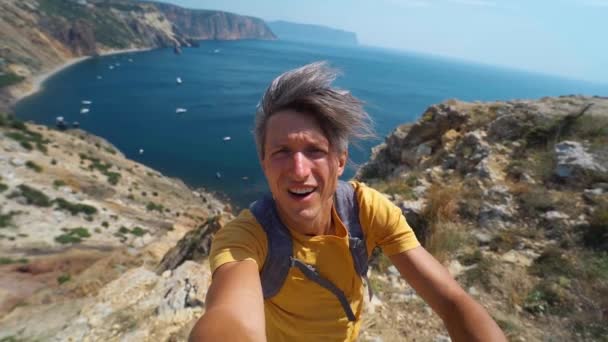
265, 110, 329, 146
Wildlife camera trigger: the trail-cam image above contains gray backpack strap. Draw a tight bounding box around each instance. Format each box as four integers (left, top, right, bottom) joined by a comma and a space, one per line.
291, 258, 356, 321
249, 194, 293, 299
334, 180, 373, 300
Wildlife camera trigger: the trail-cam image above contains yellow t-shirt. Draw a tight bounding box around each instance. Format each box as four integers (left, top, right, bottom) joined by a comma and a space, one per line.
209, 181, 420, 341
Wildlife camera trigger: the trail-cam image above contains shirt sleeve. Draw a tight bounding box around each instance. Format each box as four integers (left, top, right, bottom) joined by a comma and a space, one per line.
209, 209, 268, 274
353, 181, 420, 257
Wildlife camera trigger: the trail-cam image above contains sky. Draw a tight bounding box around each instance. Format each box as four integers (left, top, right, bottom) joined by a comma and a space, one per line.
167, 0, 608, 84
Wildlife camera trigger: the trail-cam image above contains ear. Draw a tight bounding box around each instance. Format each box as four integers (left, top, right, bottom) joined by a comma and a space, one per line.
337, 150, 348, 177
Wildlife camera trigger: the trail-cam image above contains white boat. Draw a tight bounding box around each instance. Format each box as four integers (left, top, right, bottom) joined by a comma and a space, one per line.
213, 49, 220, 53
96, 75, 102, 79
128, 58, 133, 62
242, 176, 249, 180
175, 108, 187, 114
176, 77, 182, 84
109, 65, 114, 70
222, 136, 231, 141
80, 108, 90, 114
81, 100, 92, 105
138, 148, 144, 155
216, 172, 222, 179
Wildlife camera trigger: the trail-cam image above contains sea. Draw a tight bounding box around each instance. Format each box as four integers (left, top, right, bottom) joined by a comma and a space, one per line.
13, 40, 608, 209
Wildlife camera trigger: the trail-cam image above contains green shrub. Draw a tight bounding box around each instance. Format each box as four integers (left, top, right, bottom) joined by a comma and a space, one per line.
130, 226, 146, 236
0, 183, 8, 193
5, 129, 49, 153
530, 247, 576, 278
106, 171, 121, 185
101, 221, 109, 228
57, 273, 71, 284
8, 184, 52, 207
518, 187, 554, 217
25, 160, 43, 173
55, 227, 90, 244
0, 211, 20, 228
0, 257, 28, 265
0, 72, 25, 88
53, 198, 97, 216
524, 279, 573, 315
583, 202, 608, 250
146, 202, 164, 213
459, 250, 483, 266
464, 254, 495, 290
53, 179, 66, 188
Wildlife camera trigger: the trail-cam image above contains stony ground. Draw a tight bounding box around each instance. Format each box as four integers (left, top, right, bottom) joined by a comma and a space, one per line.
357, 95, 608, 341
0, 116, 230, 340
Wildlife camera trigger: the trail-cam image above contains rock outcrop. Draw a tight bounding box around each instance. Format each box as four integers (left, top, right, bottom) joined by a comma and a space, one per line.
358, 95, 608, 341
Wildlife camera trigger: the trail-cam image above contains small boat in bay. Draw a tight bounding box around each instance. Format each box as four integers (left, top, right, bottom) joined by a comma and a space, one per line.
176, 77, 182, 84
222, 136, 231, 141
80, 108, 90, 114
175, 108, 187, 114
81, 100, 92, 105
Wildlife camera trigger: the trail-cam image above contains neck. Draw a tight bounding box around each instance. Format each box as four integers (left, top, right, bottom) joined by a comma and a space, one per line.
276, 201, 334, 236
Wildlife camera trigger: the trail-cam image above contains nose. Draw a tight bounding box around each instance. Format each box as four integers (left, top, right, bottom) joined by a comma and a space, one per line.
291, 152, 312, 180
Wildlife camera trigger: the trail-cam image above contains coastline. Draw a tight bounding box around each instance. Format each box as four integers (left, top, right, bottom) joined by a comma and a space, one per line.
9, 47, 153, 107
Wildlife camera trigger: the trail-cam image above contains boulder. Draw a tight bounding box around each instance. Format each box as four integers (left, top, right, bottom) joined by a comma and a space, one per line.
554, 141, 607, 183
487, 113, 531, 141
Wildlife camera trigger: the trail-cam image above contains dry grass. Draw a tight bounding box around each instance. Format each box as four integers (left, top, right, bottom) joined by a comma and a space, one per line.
421, 184, 471, 262
370, 173, 419, 200
422, 184, 460, 224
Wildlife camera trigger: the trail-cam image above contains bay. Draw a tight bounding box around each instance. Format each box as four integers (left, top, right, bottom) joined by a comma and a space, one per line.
14, 40, 608, 208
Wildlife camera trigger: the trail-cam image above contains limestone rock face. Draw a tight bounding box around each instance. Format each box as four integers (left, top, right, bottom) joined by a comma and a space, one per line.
52, 261, 211, 342
554, 141, 607, 182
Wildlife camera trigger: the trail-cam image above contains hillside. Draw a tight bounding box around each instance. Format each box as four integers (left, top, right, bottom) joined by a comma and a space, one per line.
267, 20, 358, 46
0, 113, 231, 340
0, 0, 276, 110
357, 95, 608, 341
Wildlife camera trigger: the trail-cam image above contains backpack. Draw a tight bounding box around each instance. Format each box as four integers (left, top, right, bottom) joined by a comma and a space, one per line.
249, 180, 372, 322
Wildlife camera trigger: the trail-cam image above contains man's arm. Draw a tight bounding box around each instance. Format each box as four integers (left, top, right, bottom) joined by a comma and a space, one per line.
189, 260, 266, 342
390, 246, 507, 342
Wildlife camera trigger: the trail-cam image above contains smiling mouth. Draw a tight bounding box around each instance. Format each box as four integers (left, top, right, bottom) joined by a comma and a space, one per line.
287, 187, 316, 199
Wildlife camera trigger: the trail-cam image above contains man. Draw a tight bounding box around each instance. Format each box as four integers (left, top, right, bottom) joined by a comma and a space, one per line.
189, 62, 506, 341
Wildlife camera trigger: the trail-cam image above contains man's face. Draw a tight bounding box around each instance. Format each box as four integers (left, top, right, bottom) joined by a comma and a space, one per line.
261, 110, 347, 232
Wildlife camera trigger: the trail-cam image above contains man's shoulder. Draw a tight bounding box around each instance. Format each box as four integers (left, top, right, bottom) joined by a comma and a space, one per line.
349, 180, 390, 209
223, 209, 264, 233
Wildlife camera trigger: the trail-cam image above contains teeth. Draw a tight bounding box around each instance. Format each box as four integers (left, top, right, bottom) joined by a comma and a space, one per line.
289, 188, 314, 195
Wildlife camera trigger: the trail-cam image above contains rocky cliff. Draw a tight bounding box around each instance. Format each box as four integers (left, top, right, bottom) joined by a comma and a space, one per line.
357, 95, 608, 341
0, 0, 276, 110
267, 20, 358, 46
153, 2, 276, 41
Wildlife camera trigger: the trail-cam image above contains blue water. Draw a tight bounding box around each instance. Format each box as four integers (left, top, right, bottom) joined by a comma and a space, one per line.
14, 40, 608, 209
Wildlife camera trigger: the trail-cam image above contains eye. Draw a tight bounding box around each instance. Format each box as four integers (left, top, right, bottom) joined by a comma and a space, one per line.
306, 147, 328, 158
271, 147, 289, 157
